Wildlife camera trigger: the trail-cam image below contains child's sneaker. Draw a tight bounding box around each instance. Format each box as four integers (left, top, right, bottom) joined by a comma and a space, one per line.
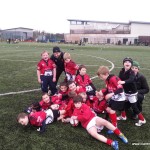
119, 133, 128, 144
107, 130, 114, 134
135, 119, 146, 126
111, 141, 119, 150
117, 116, 127, 121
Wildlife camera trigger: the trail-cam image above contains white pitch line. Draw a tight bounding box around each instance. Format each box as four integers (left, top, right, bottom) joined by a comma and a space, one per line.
0, 53, 114, 96
73, 53, 114, 79
0, 58, 37, 63
0, 89, 40, 96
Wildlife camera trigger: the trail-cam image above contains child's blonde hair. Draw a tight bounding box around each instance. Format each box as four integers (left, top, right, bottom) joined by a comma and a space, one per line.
97, 66, 110, 76
78, 92, 87, 97
63, 53, 71, 60
17, 113, 27, 122
41, 50, 49, 56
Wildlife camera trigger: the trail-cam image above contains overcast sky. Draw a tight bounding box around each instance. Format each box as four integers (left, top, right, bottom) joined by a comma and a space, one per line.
0, 0, 150, 33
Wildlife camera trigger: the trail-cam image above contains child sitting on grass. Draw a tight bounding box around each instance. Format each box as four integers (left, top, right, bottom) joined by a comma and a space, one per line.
75, 65, 96, 99
71, 95, 128, 150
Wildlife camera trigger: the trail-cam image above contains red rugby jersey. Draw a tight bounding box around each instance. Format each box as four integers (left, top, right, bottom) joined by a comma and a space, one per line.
75, 74, 92, 87
39, 100, 52, 110
105, 75, 123, 93
37, 59, 56, 75
29, 111, 46, 127
64, 60, 79, 75
72, 103, 95, 129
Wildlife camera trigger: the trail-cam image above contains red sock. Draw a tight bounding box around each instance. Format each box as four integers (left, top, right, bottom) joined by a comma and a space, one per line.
121, 111, 126, 117
113, 128, 121, 135
138, 113, 145, 121
106, 139, 113, 146
109, 113, 117, 127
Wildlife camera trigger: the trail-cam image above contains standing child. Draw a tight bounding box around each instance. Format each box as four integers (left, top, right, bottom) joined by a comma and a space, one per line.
71, 95, 128, 150
75, 65, 96, 99
37, 51, 57, 95
63, 53, 79, 81
118, 57, 146, 126
97, 66, 126, 134
131, 61, 149, 118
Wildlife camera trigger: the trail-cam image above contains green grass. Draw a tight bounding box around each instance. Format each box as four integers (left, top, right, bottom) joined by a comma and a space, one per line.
0, 42, 150, 150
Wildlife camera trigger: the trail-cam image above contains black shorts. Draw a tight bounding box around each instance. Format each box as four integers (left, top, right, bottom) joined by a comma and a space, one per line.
52, 109, 60, 121
108, 100, 125, 111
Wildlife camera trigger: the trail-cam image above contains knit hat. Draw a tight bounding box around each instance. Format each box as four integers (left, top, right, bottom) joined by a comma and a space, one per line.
123, 57, 133, 64
53, 46, 61, 53
132, 61, 140, 69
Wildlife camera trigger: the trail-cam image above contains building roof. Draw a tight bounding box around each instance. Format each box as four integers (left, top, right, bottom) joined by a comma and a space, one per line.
129, 21, 150, 24
68, 19, 150, 25
2, 27, 34, 31
67, 19, 129, 25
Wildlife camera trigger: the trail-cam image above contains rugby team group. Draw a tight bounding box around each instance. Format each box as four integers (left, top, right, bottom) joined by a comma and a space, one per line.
17, 46, 149, 150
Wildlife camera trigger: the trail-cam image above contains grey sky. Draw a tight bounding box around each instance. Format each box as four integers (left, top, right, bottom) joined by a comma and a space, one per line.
0, 0, 149, 33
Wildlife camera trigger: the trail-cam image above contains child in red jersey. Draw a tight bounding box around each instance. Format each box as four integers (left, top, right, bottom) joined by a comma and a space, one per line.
39, 93, 53, 110
17, 108, 64, 133
68, 81, 85, 94
97, 66, 126, 134
63, 53, 79, 81
63, 91, 77, 121
75, 65, 96, 99
57, 82, 69, 110
78, 92, 93, 108
71, 95, 128, 150
37, 51, 57, 95
58, 82, 69, 101
92, 90, 108, 114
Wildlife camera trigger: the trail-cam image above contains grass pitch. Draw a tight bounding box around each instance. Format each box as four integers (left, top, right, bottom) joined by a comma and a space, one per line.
0, 42, 150, 150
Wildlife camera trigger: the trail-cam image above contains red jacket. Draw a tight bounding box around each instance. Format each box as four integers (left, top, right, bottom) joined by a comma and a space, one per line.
29, 111, 46, 127
72, 103, 95, 128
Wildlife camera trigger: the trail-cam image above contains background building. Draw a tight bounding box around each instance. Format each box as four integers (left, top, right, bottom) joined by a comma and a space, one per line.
1, 27, 33, 41
65, 19, 150, 45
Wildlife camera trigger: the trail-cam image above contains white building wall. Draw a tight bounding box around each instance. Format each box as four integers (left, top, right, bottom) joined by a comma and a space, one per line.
66, 20, 150, 44
131, 23, 150, 36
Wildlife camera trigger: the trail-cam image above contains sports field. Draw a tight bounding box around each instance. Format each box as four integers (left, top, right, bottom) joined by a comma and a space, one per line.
0, 42, 150, 150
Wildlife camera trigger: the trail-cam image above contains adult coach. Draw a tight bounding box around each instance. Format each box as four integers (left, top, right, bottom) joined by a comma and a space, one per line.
50, 46, 65, 83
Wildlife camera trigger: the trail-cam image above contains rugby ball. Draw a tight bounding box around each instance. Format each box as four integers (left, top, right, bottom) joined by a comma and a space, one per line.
70, 118, 79, 127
